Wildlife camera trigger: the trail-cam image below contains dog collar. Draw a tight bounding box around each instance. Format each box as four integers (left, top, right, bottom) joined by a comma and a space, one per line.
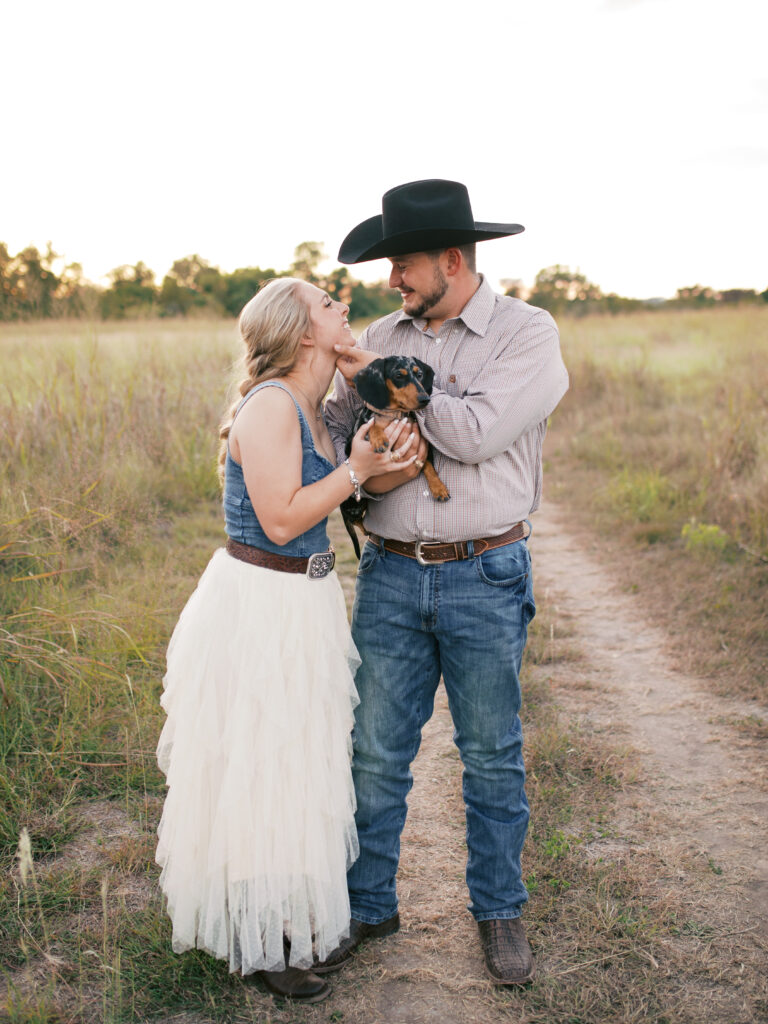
362, 402, 411, 421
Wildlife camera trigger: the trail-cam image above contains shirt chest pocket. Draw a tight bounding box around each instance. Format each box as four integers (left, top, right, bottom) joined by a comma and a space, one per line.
439, 373, 464, 397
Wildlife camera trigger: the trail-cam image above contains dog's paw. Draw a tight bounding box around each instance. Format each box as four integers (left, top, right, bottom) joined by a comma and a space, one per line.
431, 486, 451, 502
367, 426, 389, 453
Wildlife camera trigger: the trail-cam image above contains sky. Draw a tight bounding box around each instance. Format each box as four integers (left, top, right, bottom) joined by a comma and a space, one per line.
3, 0, 767, 300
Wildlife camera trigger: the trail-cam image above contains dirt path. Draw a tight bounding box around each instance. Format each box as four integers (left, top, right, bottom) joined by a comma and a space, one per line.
330, 501, 768, 1021
529, 503, 768, 939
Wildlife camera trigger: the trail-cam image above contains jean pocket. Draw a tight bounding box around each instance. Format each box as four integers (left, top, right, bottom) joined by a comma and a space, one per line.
357, 541, 382, 577
474, 542, 530, 589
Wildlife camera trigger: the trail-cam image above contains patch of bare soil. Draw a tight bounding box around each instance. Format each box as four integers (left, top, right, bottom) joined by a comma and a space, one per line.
530, 503, 768, 942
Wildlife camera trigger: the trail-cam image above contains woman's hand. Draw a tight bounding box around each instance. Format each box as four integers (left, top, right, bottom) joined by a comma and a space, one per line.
391, 419, 428, 478
362, 419, 429, 494
347, 417, 418, 480
334, 344, 379, 382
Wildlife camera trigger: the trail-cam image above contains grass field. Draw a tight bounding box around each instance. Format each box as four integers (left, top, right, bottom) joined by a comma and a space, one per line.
546, 306, 768, 699
1, 309, 766, 1021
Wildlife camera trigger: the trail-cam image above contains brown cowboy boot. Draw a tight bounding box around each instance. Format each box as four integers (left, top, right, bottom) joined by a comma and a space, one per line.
477, 918, 535, 985
257, 966, 330, 1003
313, 913, 400, 974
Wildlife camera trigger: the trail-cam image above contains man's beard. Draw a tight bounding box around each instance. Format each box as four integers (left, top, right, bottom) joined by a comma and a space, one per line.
403, 267, 449, 318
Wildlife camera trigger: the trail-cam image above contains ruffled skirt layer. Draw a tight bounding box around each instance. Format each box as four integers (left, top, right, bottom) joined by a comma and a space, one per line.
155, 548, 360, 973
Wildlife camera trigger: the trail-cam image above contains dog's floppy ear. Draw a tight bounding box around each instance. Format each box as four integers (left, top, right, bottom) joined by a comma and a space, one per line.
354, 360, 390, 410
413, 357, 435, 394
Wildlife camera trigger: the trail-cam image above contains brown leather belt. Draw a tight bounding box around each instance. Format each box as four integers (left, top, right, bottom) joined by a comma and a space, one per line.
226, 537, 335, 579
365, 521, 528, 565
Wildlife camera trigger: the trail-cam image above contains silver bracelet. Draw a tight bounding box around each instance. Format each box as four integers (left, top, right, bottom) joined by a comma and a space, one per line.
344, 458, 362, 503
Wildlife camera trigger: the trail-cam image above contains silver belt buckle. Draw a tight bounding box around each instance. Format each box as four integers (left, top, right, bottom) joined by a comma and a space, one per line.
414, 540, 446, 566
306, 547, 335, 580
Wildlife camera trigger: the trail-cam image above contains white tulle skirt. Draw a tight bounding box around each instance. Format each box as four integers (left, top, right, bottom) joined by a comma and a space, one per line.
155, 547, 360, 974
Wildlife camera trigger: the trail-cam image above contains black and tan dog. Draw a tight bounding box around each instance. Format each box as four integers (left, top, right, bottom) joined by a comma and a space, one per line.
341, 355, 450, 556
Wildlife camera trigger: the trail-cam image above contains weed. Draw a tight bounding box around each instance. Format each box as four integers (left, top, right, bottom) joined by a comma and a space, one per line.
604, 469, 680, 524
681, 518, 730, 554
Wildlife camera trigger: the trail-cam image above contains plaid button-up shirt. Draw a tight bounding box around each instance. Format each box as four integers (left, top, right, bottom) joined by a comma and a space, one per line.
325, 276, 569, 543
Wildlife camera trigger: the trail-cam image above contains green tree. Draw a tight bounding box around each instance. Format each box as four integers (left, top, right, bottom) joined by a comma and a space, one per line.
324, 266, 352, 304
346, 279, 400, 320
289, 241, 325, 283
673, 284, 717, 307
158, 255, 229, 316
528, 265, 602, 315
12, 244, 61, 318
0, 242, 21, 320
54, 261, 100, 317
222, 266, 281, 316
101, 263, 157, 319
720, 289, 758, 304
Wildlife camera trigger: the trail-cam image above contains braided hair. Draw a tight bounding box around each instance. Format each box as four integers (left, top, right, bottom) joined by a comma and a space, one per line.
218, 278, 311, 481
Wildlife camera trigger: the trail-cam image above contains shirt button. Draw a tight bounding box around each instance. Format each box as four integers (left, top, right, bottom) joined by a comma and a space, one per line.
423, 490, 430, 498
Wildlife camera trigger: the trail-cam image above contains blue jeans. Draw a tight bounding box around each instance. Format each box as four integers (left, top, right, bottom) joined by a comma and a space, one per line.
348, 536, 535, 924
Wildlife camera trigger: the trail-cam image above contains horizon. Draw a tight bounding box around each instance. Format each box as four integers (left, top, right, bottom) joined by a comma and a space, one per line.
5, 237, 764, 305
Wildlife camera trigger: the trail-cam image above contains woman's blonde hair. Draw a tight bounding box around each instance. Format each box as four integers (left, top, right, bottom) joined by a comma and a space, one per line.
218, 277, 311, 478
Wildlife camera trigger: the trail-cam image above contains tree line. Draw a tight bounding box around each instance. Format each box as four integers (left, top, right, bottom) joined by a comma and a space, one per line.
0, 241, 400, 323
512, 266, 768, 317
1, 242, 766, 322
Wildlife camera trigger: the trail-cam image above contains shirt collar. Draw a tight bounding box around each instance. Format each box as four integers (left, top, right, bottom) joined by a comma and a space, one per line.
394, 274, 496, 338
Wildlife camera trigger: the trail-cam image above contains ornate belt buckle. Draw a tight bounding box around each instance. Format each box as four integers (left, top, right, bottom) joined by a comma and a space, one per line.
414, 540, 446, 566
306, 547, 335, 580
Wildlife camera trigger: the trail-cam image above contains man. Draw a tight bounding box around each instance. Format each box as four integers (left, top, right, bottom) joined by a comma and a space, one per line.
321, 179, 568, 985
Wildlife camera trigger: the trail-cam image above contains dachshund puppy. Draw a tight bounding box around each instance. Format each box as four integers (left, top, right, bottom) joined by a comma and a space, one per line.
341, 355, 450, 556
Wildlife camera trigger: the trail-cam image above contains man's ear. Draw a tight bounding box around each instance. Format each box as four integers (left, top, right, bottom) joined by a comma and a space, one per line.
414, 357, 435, 394
441, 247, 463, 277
354, 361, 390, 409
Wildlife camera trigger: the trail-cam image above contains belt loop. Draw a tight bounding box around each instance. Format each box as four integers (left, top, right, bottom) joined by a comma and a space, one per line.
366, 531, 385, 554
524, 518, 532, 538
466, 539, 475, 558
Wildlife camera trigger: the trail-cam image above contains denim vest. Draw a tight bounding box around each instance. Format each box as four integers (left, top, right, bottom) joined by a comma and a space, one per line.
223, 380, 335, 556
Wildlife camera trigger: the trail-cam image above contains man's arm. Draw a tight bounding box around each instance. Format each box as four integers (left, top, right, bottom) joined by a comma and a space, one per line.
419, 309, 568, 464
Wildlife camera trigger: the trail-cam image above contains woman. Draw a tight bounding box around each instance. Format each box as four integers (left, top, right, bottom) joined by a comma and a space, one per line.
155, 278, 416, 1003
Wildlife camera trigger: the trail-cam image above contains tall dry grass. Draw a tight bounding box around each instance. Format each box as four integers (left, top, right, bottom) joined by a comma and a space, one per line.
2, 311, 767, 1022
547, 306, 768, 697
1, 318, 239, 861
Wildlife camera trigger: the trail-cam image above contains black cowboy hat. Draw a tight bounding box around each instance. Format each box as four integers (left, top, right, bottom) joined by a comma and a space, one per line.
337, 179, 524, 264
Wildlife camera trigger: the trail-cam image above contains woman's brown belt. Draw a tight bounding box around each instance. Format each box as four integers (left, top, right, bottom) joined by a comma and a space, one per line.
225, 537, 335, 579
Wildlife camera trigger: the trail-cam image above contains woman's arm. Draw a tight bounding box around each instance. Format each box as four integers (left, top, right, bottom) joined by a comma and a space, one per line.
231, 387, 415, 546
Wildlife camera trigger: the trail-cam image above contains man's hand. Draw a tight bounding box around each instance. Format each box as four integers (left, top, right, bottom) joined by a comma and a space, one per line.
364, 419, 430, 494
334, 343, 379, 383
